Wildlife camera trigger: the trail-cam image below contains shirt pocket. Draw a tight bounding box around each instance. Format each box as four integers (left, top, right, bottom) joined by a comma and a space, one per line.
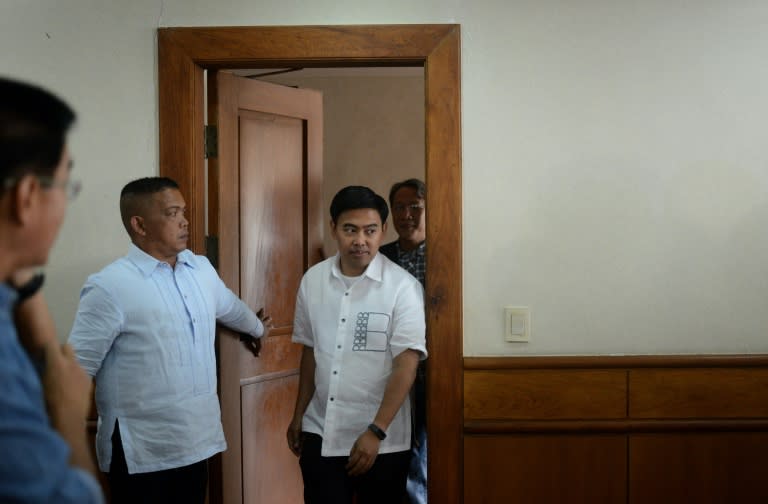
352, 312, 390, 353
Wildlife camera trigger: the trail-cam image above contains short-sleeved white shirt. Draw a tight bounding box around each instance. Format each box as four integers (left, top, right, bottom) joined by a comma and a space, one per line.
292, 252, 427, 456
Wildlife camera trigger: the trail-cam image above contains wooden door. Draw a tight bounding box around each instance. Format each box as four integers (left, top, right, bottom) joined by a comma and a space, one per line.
207, 71, 323, 504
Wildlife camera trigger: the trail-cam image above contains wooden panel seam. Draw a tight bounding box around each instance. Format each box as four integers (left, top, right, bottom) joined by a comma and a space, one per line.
465, 354, 768, 369
240, 369, 299, 386
464, 419, 768, 434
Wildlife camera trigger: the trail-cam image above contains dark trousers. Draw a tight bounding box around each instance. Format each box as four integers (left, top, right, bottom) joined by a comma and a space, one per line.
108, 421, 208, 504
299, 432, 410, 504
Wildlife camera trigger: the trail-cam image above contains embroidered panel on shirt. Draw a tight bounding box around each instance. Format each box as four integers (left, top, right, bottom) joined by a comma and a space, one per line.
353, 312, 390, 352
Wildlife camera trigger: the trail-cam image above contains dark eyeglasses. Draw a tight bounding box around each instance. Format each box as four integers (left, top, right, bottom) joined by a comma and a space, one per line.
392, 203, 425, 215
2, 176, 82, 201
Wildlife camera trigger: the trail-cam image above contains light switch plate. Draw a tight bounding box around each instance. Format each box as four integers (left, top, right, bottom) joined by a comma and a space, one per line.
504, 306, 530, 343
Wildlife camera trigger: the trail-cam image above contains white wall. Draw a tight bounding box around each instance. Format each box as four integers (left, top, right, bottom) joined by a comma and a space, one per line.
3, 0, 768, 356
1, 1, 161, 341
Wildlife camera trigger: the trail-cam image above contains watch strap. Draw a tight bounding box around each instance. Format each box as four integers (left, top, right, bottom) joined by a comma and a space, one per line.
13, 273, 45, 304
367, 423, 387, 440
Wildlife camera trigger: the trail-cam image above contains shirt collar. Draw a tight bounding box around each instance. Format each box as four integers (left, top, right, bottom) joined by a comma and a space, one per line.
330, 251, 384, 283
127, 243, 197, 277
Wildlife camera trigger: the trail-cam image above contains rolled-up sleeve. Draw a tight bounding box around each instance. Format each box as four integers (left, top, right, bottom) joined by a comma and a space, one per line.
390, 278, 427, 360
291, 279, 313, 347
68, 281, 123, 377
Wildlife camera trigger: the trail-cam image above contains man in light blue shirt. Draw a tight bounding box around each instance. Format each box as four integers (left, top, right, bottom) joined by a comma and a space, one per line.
0, 76, 104, 503
69, 177, 267, 504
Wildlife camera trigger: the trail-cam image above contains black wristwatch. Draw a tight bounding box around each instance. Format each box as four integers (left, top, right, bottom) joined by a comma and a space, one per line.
12, 273, 45, 304
367, 423, 387, 441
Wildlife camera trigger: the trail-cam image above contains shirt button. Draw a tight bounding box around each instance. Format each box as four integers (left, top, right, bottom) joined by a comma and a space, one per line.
345, 292, 349, 296
333, 370, 338, 375
330, 397, 334, 401
341, 318, 346, 323
337, 345, 341, 349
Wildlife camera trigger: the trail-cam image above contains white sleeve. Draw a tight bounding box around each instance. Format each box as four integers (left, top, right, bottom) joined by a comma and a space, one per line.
291, 277, 314, 347
390, 278, 427, 360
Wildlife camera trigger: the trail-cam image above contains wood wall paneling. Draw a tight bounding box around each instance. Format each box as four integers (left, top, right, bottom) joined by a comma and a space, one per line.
629, 368, 768, 418
464, 369, 626, 420
629, 433, 768, 503
464, 356, 768, 504
465, 434, 627, 504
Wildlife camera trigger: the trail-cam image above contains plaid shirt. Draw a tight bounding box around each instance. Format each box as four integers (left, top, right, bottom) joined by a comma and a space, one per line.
380, 240, 426, 287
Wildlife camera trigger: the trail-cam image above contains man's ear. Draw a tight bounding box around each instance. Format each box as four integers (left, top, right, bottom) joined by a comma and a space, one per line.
381, 221, 388, 234
329, 218, 337, 233
130, 215, 146, 236
11, 175, 41, 225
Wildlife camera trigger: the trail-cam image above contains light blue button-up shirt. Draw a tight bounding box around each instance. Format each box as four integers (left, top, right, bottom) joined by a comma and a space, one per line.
69, 244, 263, 474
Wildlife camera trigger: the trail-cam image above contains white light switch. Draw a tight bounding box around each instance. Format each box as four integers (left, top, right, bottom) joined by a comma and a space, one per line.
504, 306, 530, 343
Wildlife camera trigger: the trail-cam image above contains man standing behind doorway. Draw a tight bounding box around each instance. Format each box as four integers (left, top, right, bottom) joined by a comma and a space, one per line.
380, 179, 426, 286
379, 178, 427, 504
69, 176, 269, 504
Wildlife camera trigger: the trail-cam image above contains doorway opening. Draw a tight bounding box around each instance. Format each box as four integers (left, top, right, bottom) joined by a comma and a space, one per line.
157, 24, 462, 504
245, 65, 425, 256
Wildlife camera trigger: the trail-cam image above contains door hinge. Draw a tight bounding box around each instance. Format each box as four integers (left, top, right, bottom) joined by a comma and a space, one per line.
205, 235, 219, 269
204, 125, 218, 159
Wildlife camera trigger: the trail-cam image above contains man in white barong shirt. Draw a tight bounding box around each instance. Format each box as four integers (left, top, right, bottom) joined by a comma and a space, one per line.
287, 185, 427, 504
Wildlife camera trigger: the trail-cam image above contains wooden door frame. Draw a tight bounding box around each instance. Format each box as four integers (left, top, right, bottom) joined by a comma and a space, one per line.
157, 25, 463, 504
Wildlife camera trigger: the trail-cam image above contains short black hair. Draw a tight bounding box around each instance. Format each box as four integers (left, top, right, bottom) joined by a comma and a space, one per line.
388, 178, 426, 206
0, 77, 76, 190
119, 177, 180, 234
330, 185, 389, 224
120, 176, 180, 199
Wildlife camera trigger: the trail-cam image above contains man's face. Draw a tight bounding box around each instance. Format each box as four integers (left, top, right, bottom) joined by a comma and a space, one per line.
140, 188, 189, 261
331, 208, 386, 276
391, 186, 426, 245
